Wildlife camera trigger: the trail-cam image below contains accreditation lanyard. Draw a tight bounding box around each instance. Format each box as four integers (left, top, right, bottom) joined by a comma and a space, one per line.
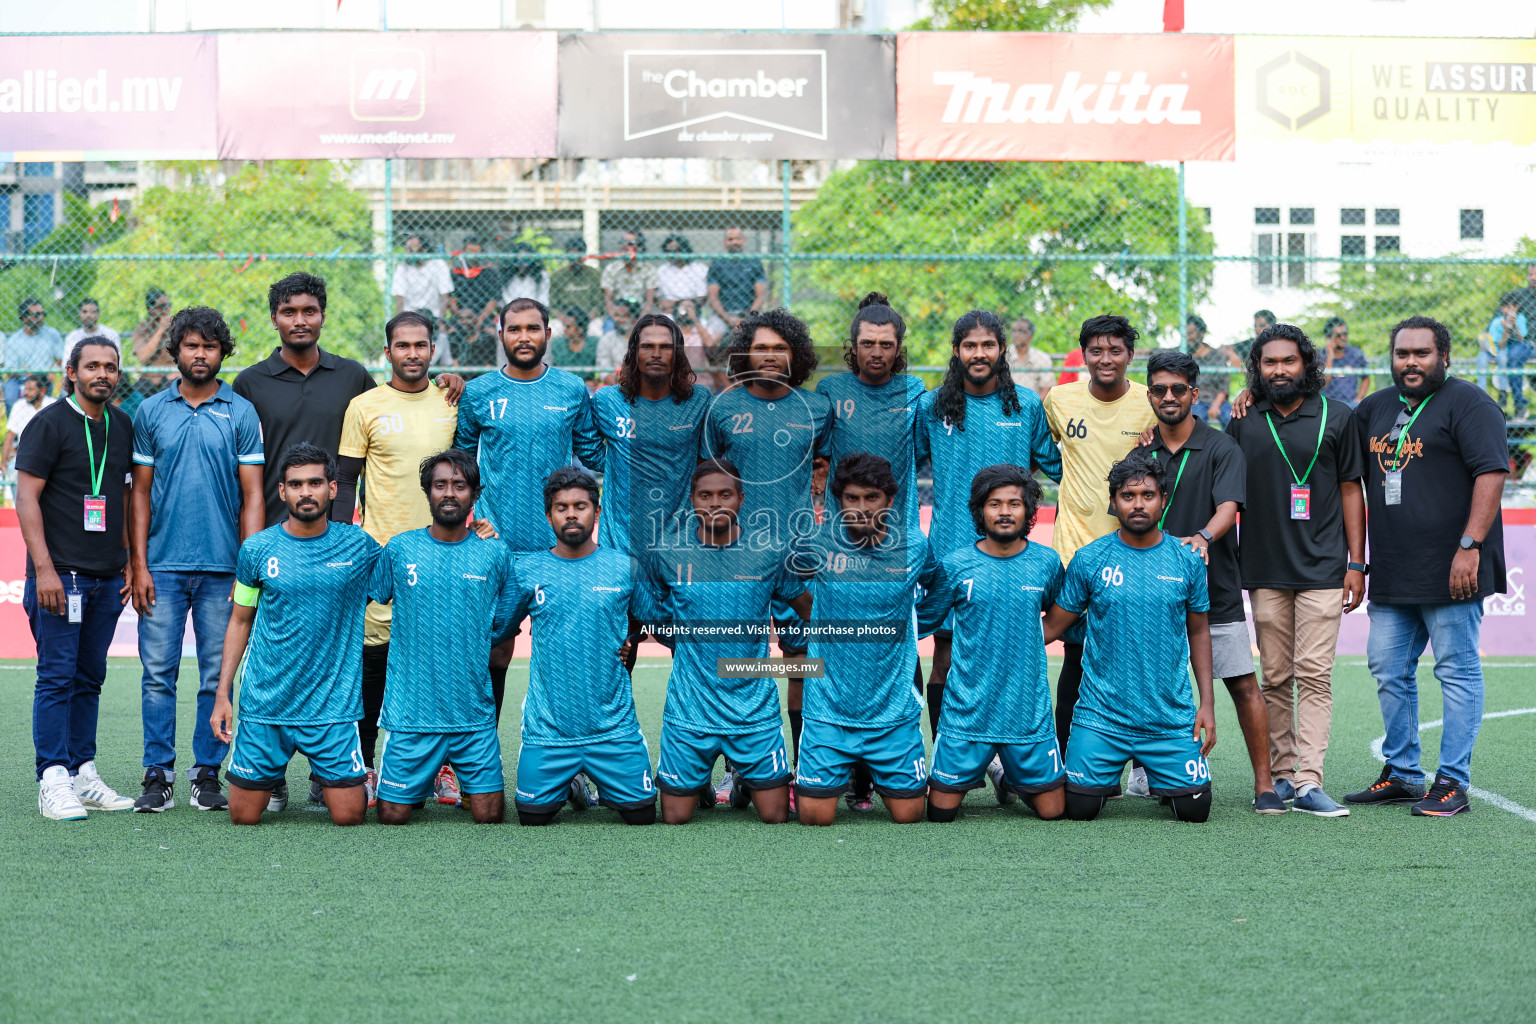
1155, 448, 1190, 531
1264, 395, 1327, 521
68, 397, 109, 532
1385, 391, 1435, 506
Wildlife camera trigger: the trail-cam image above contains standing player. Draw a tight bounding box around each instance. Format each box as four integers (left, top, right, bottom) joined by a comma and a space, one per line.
334, 311, 463, 807
1042, 315, 1157, 765
1042, 450, 1216, 822
791, 452, 941, 826
917, 465, 1066, 821
704, 308, 833, 778
509, 467, 656, 826
373, 450, 515, 825
644, 459, 805, 824
209, 444, 384, 826
590, 312, 710, 558
916, 309, 1061, 770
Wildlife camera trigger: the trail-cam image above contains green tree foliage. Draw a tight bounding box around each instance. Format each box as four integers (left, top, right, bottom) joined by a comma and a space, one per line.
910, 0, 1116, 32
0, 192, 131, 341
92, 161, 383, 364
791, 161, 1213, 366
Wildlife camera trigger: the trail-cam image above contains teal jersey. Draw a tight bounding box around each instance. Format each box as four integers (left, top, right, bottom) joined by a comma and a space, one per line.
814, 372, 928, 530
373, 530, 517, 733
702, 384, 833, 549
591, 385, 711, 557
1056, 532, 1210, 738
453, 367, 604, 553
509, 546, 654, 747
233, 523, 384, 726
915, 387, 1062, 558
792, 521, 941, 728
917, 541, 1064, 744
642, 531, 806, 734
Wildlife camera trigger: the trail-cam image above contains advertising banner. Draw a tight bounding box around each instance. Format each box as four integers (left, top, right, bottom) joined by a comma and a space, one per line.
1237, 36, 1536, 148
557, 32, 896, 158
896, 32, 1235, 162
0, 34, 218, 160
217, 31, 557, 159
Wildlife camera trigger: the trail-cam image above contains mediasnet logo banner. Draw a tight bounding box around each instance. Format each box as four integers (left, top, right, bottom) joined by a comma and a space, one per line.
559, 33, 895, 159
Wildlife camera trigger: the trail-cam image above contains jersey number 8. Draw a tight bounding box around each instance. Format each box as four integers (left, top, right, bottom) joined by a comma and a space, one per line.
266, 556, 280, 578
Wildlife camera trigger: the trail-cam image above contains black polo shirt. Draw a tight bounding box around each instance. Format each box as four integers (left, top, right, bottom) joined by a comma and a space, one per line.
233, 347, 376, 526
1352, 377, 1508, 604
1225, 393, 1363, 591
14, 398, 134, 578
1150, 419, 1247, 624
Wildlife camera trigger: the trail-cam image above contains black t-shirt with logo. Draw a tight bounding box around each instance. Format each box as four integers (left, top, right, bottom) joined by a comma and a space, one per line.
1352, 377, 1508, 604
1150, 420, 1247, 624
1225, 393, 1363, 591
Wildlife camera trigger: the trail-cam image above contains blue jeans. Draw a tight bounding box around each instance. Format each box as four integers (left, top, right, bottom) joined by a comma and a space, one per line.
25, 573, 127, 778
1366, 601, 1484, 788
1191, 400, 1232, 427
137, 570, 234, 771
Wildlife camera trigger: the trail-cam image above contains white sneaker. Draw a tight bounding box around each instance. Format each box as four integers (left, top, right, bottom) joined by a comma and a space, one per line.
39, 766, 88, 820
987, 755, 1017, 806
73, 761, 135, 811
1126, 766, 1152, 798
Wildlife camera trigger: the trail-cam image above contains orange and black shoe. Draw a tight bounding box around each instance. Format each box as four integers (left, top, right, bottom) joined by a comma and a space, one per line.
1411, 774, 1471, 817
1344, 766, 1425, 806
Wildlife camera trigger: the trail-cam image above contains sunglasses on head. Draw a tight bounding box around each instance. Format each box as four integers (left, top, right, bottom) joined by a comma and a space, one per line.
1148, 382, 1193, 399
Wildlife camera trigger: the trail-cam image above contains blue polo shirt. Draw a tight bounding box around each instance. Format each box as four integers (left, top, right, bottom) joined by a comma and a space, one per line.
132, 380, 264, 573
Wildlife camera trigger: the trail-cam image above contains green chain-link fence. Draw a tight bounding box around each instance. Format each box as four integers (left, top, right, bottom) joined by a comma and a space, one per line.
4, 156, 1535, 499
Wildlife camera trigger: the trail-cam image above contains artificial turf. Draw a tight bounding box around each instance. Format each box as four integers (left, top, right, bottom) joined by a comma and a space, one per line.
2, 656, 1534, 1023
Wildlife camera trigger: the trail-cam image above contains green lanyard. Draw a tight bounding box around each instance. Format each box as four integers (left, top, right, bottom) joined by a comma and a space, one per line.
1263, 395, 1328, 487
1156, 448, 1190, 531
67, 397, 109, 496
1391, 391, 1435, 471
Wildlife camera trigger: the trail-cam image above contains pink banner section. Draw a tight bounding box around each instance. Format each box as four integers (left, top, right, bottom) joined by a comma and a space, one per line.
1, 507, 1532, 660
216, 31, 557, 159
0, 34, 218, 159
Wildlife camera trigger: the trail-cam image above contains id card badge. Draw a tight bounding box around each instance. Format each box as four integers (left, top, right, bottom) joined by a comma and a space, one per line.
66, 576, 83, 624
1384, 471, 1403, 506
1289, 484, 1312, 520
83, 495, 107, 532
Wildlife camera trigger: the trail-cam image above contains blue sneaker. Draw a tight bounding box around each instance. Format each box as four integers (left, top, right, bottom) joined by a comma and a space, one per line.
1292, 785, 1350, 817
1273, 778, 1296, 803
1252, 790, 1288, 814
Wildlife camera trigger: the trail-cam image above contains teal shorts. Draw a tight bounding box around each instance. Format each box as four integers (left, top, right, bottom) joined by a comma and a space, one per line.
377, 727, 504, 804
514, 729, 655, 813
1064, 723, 1211, 798
655, 721, 791, 795
227, 720, 365, 790
928, 733, 1064, 796
794, 717, 927, 800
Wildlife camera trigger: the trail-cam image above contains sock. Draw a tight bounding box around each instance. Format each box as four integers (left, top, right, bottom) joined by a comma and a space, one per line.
618, 804, 656, 826
517, 809, 558, 826
490, 665, 508, 725
926, 802, 959, 823
925, 681, 945, 740
789, 709, 803, 763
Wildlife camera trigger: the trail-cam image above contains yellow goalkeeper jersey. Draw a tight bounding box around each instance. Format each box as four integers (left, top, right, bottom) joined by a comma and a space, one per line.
1043, 379, 1157, 567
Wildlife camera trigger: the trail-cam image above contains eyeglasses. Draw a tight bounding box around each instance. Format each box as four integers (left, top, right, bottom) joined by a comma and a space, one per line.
1148, 383, 1193, 399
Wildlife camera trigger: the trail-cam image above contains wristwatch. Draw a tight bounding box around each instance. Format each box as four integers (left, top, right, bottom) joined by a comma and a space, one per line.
1196, 528, 1214, 543
1460, 535, 1483, 551
1347, 561, 1369, 575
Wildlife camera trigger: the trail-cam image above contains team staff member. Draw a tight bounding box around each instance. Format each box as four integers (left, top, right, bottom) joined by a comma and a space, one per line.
17, 338, 137, 820
1227, 324, 1365, 818
335, 311, 463, 807
1143, 350, 1283, 813
1345, 316, 1507, 817
128, 307, 264, 813
1042, 314, 1156, 749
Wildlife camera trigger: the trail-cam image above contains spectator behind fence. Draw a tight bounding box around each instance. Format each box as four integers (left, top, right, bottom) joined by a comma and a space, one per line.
1010, 316, 1054, 398
1235, 309, 1277, 364
498, 244, 552, 371
1320, 317, 1370, 408
64, 297, 122, 361
549, 237, 604, 345
391, 233, 455, 364
17, 338, 138, 820
1186, 315, 1239, 426
673, 299, 720, 389
1507, 262, 1536, 326
448, 237, 504, 367
4, 373, 54, 500
1486, 293, 1530, 416
1345, 316, 1507, 817
705, 225, 767, 330
598, 301, 638, 385
602, 229, 658, 320
130, 288, 175, 380
5, 297, 65, 411
657, 234, 709, 312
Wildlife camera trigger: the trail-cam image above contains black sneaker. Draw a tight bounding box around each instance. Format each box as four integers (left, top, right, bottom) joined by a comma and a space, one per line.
189, 765, 228, 811
267, 780, 290, 812
133, 767, 175, 813
1411, 774, 1472, 816
1344, 766, 1426, 805
307, 779, 325, 804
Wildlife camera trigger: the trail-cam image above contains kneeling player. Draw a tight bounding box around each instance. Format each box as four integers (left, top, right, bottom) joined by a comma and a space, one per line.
211, 444, 384, 826
1042, 450, 1217, 822
510, 467, 657, 826
791, 452, 941, 826
918, 466, 1066, 821
374, 450, 514, 825
644, 460, 805, 824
